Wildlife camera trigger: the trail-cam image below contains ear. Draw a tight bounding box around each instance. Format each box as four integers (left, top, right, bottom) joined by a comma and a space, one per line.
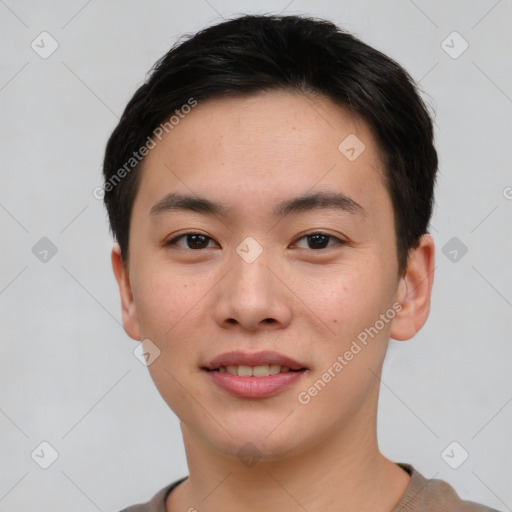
111, 244, 142, 341
390, 234, 435, 341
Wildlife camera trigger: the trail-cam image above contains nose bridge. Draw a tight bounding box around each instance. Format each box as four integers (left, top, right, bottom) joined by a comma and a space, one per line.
231, 242, 274, 305
214, 240, 291, 329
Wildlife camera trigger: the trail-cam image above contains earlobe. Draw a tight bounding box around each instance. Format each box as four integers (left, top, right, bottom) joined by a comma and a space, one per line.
111, 244, 142, 341
390, 234, 435, 341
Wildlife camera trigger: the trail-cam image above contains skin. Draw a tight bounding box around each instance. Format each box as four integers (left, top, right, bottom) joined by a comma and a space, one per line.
112, 90, 435, 512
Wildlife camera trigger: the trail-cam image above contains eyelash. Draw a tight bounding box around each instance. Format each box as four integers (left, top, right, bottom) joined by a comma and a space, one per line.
165, 231, 346, 251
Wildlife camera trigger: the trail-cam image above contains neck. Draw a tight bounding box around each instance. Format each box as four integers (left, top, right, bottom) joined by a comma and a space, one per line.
167, 400, 410, 512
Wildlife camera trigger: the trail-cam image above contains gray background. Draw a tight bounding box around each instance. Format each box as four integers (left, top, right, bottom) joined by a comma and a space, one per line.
1, 1, 511, 511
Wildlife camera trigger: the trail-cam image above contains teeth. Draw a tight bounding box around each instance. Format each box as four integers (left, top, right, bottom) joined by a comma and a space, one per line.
269, 364, 281, 375
237, 365, 252, 377
226, 365, 238, 375
219, 364, 293, 376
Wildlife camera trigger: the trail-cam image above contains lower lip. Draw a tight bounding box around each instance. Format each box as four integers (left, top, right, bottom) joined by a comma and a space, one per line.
205, 370, 307, 398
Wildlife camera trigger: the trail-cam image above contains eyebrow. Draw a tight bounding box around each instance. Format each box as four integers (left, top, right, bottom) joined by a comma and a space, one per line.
149, 191, 366, 218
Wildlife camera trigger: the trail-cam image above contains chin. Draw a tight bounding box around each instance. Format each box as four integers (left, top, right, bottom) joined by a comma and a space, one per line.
216, 435, 305, 463
186, 415, 318, 464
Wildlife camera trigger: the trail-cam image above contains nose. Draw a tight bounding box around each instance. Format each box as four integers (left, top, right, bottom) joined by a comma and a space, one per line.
213, 246, 293, 332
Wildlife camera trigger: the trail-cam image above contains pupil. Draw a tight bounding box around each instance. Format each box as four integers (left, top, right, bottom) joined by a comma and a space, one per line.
309, 234, 328, 249
185, 234, 330, 250
189, 234, 208, 249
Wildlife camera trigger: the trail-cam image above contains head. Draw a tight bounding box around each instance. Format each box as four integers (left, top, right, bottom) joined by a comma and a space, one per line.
104, 15, 436, 462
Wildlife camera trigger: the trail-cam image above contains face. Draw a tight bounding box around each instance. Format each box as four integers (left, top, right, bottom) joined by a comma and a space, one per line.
112, 90, 433, 462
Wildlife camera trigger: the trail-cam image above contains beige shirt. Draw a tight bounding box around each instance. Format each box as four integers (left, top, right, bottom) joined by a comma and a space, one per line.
119, 463, 500, 512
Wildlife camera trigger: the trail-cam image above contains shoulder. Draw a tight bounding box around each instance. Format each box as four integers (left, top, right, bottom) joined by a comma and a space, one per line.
395, 463, 501, 512
117, 477, 188, 512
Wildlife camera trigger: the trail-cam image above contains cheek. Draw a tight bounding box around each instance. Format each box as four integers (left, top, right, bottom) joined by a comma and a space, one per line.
302, 260, 396, 399
301, 274, 393, 420
134, 269, 208, 414
297, 261, 392, 338
132, 263, 205, 339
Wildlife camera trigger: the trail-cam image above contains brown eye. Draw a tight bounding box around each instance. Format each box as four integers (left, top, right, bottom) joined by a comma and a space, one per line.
294, 232, 344, 250
166, 233, 217, 250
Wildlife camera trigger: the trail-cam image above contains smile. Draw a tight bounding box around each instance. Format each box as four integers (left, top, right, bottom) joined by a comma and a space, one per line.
204, 367, 307, 398
210, 364, 303, 377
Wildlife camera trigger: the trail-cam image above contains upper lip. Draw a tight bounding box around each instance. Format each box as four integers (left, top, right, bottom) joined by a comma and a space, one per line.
203, 351, 307, 371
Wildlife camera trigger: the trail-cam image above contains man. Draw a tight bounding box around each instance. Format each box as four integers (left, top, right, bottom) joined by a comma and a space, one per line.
102, 14, 499, 512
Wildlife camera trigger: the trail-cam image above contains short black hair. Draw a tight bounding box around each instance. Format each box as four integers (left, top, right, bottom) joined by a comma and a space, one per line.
102, 14, 437, 275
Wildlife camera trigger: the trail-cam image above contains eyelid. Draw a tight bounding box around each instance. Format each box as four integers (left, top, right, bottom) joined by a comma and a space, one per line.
292, 230, 346, 248
165, 231, 218, 247
165, 230, 346, 250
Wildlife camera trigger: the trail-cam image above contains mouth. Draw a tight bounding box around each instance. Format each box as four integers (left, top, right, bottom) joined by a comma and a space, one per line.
205, 364, 306, 377
201, 351, 308, 398
202, 350, 308, 373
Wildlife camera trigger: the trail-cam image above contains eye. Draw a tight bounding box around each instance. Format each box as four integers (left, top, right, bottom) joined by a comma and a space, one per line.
165, 233, 219, 250
294, 232, 345, 250
165, 231, 344, 251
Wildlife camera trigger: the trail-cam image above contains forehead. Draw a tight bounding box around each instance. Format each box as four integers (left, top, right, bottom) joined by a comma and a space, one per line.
133, 90, 388, 221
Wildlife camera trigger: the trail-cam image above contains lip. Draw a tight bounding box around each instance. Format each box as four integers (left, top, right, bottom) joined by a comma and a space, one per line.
203, 350, 307, 371
206, 370, 307, 398
201, 350, 308, 399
